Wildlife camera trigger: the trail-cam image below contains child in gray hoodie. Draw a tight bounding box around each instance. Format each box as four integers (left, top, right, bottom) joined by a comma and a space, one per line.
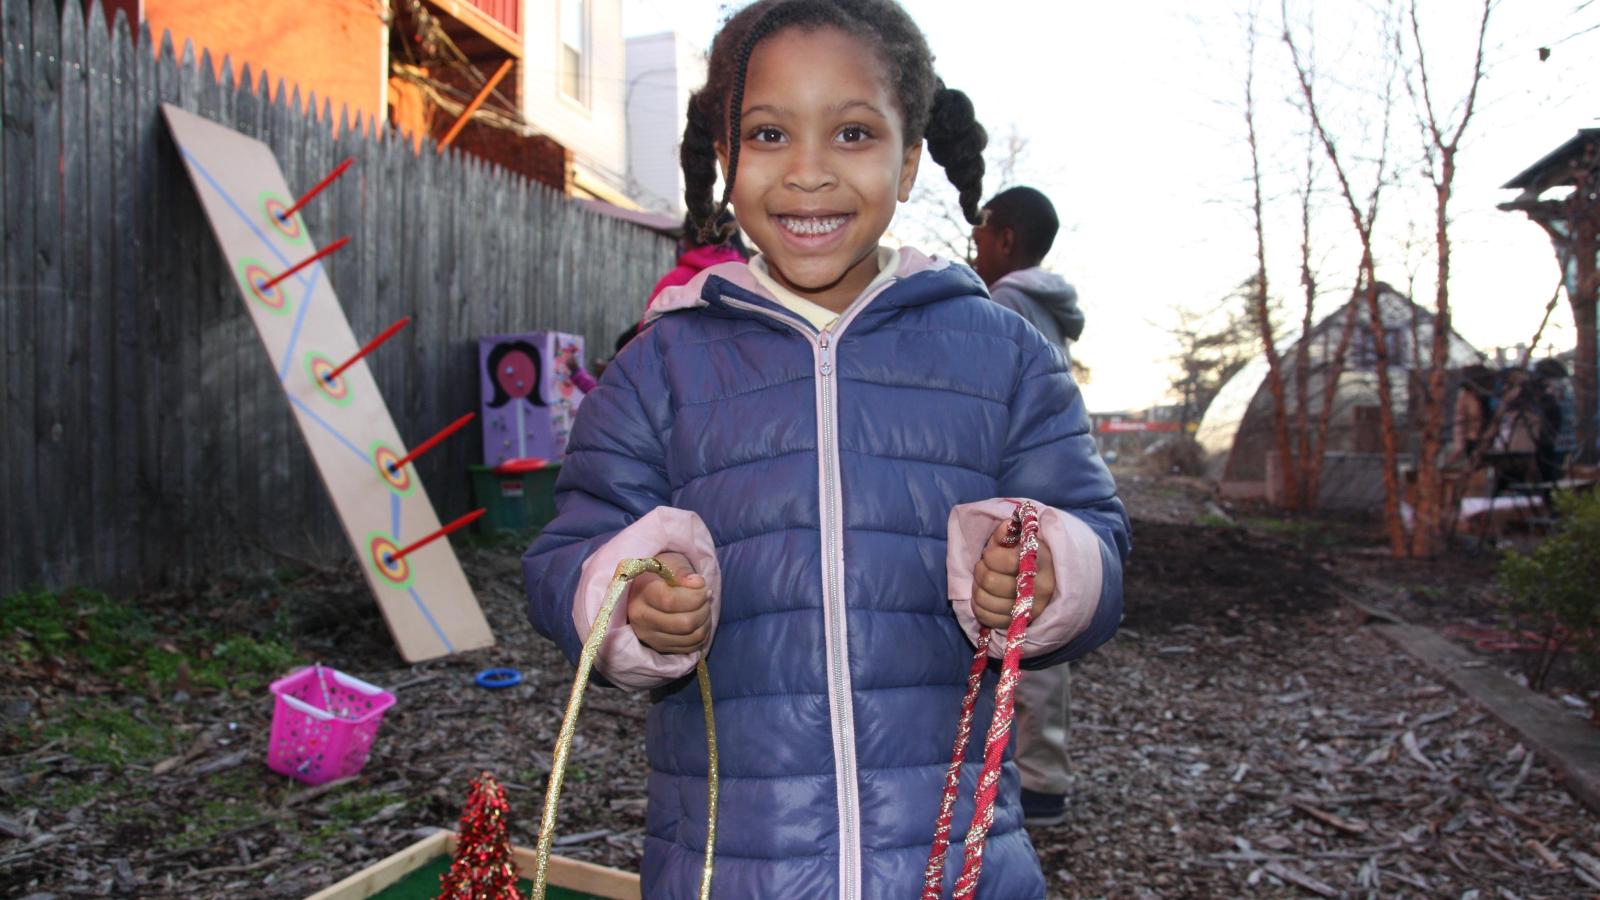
970, 185, 1085, 826
971, 186, 1085, 361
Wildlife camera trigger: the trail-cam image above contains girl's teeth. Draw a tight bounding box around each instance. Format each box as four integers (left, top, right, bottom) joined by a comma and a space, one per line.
780, 216, 847, 236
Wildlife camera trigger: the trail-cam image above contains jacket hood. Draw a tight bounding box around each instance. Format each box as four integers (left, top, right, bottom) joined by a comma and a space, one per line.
993, 268, 1084, 341
646, 247, 981, 328
678, 243, 744, 271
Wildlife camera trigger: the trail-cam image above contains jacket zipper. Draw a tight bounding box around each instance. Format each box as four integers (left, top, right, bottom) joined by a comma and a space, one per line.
815, 325, 859, 900
720, 287, 891, 900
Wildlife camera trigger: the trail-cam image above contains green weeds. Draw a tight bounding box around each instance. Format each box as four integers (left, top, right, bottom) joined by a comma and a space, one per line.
35, 700, 176, 767
2, 587, 299, 696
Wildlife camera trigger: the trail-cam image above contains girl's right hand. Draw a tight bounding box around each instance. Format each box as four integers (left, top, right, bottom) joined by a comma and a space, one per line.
628, 552, 711, 655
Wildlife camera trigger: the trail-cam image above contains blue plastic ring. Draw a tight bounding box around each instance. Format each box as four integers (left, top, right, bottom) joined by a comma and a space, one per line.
475, 668, 523, 690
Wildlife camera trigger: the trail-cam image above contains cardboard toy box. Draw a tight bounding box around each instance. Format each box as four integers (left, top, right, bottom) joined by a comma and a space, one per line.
479, 331, 587, 467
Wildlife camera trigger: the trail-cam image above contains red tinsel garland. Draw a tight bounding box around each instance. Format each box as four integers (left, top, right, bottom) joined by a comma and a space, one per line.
439, 771, 521, 900
922, 501, 1040, 899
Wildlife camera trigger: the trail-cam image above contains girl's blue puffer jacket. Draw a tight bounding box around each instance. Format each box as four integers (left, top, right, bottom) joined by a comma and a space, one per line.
524, 250, 1129, 899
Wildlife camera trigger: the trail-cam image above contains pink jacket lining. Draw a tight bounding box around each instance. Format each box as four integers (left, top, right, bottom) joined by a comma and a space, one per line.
945, 498, 1106, 659
643, 246, 951, 324
571, 498, 1103, 688
571, 507, 722, 690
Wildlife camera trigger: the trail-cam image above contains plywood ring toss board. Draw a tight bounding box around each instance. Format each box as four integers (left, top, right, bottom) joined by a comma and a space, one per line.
163, 105, 493, 663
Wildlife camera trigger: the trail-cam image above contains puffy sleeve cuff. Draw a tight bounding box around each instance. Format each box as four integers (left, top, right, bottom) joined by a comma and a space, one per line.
571, 506, 721, 689
947, 498, 1105, 659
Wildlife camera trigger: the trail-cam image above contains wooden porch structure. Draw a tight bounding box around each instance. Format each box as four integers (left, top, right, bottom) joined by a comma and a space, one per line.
1500, 128, 1600, 465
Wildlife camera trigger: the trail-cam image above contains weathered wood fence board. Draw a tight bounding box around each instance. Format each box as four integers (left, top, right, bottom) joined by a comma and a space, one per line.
0, 0, 676, 595
31, 0, 65, 586
2, 0, 32, 587
84, 0, 115, 587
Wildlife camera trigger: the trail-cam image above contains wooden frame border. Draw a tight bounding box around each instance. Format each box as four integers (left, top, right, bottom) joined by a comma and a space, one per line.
305, 829, 641, 900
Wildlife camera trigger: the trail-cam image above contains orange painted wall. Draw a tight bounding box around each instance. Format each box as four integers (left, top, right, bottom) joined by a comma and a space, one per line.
143, 0, 386, 122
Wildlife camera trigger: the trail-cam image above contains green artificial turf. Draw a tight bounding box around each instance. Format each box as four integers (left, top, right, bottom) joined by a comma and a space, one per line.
368, 855, 607, 900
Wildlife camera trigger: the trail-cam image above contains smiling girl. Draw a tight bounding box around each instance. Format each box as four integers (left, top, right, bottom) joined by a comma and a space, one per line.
523, 2, 1128, 897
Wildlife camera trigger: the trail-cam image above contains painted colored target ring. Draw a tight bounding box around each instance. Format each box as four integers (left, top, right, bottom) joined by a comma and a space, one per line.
259, 191, 307, 243
369, 441, 416, 496
304, 353, 352, 407
238, 258, 289, 315
366, 532, 414, 589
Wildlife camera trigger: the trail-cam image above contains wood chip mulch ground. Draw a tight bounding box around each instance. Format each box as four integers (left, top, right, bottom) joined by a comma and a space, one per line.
3, 474, 1597, 898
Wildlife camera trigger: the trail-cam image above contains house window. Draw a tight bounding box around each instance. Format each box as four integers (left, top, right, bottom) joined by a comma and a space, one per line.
561, 0, 588, 104
1353, 326, 1406, 370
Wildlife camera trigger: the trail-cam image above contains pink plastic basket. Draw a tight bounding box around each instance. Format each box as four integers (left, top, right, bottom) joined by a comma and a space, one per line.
266, 666, 395, 785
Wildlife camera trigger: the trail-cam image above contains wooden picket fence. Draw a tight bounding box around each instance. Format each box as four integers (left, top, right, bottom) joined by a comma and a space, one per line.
0, 0, 676, 594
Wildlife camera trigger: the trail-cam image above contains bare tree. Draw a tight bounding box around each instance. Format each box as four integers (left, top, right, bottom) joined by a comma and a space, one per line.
989, 129, 1029, 192
1294, 127, 1362, 509
1538, 0, 1600, 57
1403, 0, 1493, 557
1305, 310, 1365, 507
1237, 6, 1357, 512
1244, 4, 1301, 508
1292, 101, 1320, 502
905, 180, 980, 262
1284, 0, 1409, 555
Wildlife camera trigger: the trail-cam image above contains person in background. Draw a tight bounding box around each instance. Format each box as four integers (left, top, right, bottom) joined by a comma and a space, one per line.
597, 215, 743, 381
647, 211, 749, 309
1451, 363, 1495, 463
1533, 358, 1575, 481
565, 356, 599, 395
970, 184, 1084, 828
971, 186, 1084, 361
1495, 367, 1542, 490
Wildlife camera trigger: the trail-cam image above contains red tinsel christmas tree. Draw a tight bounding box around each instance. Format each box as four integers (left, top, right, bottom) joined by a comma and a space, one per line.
439, 771, 520, 900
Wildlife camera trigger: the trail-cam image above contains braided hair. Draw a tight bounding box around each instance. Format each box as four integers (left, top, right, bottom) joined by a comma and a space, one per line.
680, 0, 988, 244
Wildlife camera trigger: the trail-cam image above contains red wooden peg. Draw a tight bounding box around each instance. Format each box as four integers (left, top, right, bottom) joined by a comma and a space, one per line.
385, 508, 487, 564
388, 412, 476, 475
258, 236, 351, 292
326, 316, 412, 382
278, 157, 353, 221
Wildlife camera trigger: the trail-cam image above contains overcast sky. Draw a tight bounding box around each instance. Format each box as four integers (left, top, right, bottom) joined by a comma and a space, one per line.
622, 0, 1600, 412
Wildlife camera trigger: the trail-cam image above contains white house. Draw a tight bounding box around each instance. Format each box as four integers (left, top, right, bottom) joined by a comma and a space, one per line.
624, 31, 705, 215
520, 0, 634, 207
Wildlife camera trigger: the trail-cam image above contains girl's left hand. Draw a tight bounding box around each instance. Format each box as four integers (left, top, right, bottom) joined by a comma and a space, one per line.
971, 519, 1055, 630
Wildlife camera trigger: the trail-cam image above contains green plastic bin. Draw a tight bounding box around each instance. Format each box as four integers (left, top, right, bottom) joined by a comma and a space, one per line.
469, 462, 561, 535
